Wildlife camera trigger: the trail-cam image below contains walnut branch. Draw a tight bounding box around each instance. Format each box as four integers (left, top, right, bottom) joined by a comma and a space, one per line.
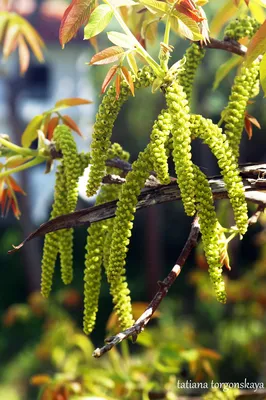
203, 37, 247, 57
93, 216, 200, 358
8, 163, 266, 253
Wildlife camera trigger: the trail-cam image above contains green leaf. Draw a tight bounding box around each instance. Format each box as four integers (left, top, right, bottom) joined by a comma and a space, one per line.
138, 0, 169, 15
84, 4, 114, 40
260, 53, 266, 96
107, 31, 135, 49
172, 12, 203, 41
21, 115, 44, 148
126, 52, 138, 76
213, 55, 242, 90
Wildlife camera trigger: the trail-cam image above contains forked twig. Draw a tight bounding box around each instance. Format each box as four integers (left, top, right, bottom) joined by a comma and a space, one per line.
92, 216, 200, 358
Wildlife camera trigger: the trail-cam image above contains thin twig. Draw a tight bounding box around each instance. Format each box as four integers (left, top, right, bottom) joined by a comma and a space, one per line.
248, 204, 265, 226
92, 217, 200, 358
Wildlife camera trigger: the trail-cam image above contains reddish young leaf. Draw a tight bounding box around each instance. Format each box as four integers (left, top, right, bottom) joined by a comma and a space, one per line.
175, 3, 205, 23
0, 188, 8, 217
41, 114, 51, 137
10, 195, 21, 219
47, 116, 60, 140
8, 176, 26, 195
18, 34, 30, 75
115, 73, 121, 99
121, 66, 135, 96
61, 115, 83, 137
245, 112, 261, 140
89, 46, 125, 65
0, 179, 5, 202
30, 375, 51, 386
101, 65, 118, 93
59, 0, 95, 48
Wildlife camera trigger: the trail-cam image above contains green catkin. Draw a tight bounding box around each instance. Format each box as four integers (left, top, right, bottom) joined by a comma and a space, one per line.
149, 109, 172, 184
203, 387, 239, 400
224, 16, 260, 41
223, 60, 260, 160
83, 189, 110, 335
79, 152, 91, 174
41, 164, 67, 297
194, 165, 226, 303
165, 81, 196, 216
190, 114, 248, 235
178, 44, 205, 106
107, 148, 152, 329
53, 125, 81, 285
83, 144, 129, 334
59, 152, 92, 285
53, 125, 80, 211
86, 67, 155, 198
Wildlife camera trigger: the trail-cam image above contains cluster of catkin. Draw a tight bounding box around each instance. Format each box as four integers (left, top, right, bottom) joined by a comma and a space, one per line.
40, 18, 261, 334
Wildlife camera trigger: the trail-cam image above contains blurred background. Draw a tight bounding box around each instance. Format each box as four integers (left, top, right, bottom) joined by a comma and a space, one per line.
0, 1, 266, 399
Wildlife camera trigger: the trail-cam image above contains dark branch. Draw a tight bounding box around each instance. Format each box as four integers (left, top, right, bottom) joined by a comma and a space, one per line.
93, 216, 200, 358
8, 163, 266, 253
203, 37, 247, 57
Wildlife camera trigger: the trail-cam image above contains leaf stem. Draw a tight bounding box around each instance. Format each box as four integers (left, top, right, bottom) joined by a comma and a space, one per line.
0, 156, 45, 179
0, 137, 38, 157
104, 0, 164, 78
160, 16, 171, 71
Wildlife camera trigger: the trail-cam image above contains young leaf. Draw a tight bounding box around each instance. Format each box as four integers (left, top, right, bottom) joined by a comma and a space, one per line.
0, 12, 10, 43
245, 112, 261, 139
138, 0, 169, 15
55, 98, 92, 108
3, 21, 19, 60
121, 66, 135, 96
175, 2, 205, 23
127, 52, 138, 76
61, 115, 83, 137
21, 115, 44, 148
173, 12, 203, 41
84, 4, 114, 40
107, 31, 135, 49
260, 52, 266, 95
47, 116, 60, 140
59, 0, 95, 47
8, 176, 26, 195
5, 155, 32, 169
18, 34, 30, 75
18, 16, 45, 63
115, 73, 121, 99
245, 20, 266, 65
89, 45, 125, 65
101, 65, 119, 93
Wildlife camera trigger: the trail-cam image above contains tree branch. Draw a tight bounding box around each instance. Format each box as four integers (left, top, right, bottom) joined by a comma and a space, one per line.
93, 216, 200, 358
8, 163, 266, 253
203, 37, 247, 57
